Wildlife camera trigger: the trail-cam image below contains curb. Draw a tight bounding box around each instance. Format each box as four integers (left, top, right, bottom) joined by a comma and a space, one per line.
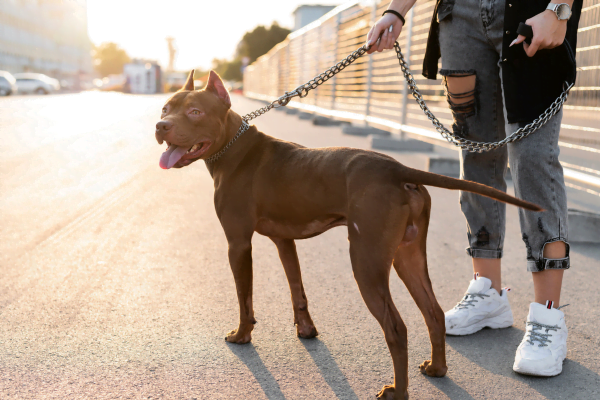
568, 209, 600, 243
371, 136, 434, 152
426, 156, 460, 177
312, 116, 344, 126
342, 125, 390, 137
298, 112, 313, 120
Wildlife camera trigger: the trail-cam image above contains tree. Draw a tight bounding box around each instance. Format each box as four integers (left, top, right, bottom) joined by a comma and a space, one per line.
211, 22, 291, 82
212, 58, 243, 82
239, 22, 290, 63
92, 42, 131, 78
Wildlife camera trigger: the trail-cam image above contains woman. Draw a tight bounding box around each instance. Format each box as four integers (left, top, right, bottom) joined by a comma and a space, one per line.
366, 0, 582, 376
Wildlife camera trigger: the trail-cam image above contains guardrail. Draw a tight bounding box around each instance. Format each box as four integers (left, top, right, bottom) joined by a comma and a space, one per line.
244, 0, 600, 196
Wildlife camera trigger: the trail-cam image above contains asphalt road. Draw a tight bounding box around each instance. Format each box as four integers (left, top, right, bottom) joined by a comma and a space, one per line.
1, 92, 599, 399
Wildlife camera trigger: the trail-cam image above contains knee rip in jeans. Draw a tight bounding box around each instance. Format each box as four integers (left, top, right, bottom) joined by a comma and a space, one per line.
440, 70, 477, 136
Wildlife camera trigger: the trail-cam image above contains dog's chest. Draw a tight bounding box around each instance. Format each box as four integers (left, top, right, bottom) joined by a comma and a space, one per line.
255, 215, 346, 239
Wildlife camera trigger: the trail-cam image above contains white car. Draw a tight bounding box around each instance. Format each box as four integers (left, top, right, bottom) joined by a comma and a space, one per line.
14, 73, 60, 95
0, 71, 17, 96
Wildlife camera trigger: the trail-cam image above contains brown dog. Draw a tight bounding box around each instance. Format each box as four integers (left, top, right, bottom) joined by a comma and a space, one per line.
155, 70, 541, 399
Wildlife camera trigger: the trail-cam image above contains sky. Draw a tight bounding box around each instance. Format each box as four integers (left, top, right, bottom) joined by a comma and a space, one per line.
87, 0, 346, 72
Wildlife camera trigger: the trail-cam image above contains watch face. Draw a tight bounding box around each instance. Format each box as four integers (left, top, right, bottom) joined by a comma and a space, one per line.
556, 4, 570, 19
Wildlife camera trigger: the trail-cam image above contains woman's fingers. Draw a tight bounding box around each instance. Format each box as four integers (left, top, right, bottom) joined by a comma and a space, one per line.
366, 13, 402, 53
366, 23, 384, 54
378, 28, 389, 52
386, 25, 395, 49
366, 25, 376, 46
510, 35, 526, 47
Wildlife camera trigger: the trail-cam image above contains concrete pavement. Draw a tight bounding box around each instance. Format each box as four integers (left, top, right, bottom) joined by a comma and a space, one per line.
1, 92, 598, 399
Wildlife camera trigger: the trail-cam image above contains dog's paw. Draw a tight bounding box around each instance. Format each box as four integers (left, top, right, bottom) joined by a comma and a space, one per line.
296, 324, 318, 339
377, 385, 407, 400
225, 327, 252, 344
376, 385, 408, 400
419, 360, 447, 377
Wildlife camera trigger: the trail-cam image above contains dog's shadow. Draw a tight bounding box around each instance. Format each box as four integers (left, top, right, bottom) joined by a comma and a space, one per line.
440, 326, 600, 400
227, 338, 359, 400
300, 337, 360, 400
226, 342, 287, 399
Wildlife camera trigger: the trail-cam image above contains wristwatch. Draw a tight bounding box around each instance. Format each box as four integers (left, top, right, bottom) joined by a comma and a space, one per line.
546, 3, 572, 20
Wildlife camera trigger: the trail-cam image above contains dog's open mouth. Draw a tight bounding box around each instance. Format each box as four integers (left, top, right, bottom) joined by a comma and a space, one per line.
159, 140, 212, 169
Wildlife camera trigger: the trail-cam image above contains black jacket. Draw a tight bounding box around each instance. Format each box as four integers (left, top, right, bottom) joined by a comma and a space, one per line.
422, 0, 583, 124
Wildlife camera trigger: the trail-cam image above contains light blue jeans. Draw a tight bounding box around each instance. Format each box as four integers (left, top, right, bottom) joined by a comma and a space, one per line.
438, 0, 570, 272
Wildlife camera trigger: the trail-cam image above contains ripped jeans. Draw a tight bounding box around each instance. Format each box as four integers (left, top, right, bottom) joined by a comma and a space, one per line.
438, 0, 570, 272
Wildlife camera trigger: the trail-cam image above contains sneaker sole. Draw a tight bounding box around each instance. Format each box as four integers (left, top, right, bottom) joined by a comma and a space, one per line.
513, 358, 564, 377
446, 308, 513, 336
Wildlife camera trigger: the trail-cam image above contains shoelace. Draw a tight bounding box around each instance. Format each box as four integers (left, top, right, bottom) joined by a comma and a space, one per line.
525, 322, 560, 347
524, 304, 568, 347
454, 293, 489, 309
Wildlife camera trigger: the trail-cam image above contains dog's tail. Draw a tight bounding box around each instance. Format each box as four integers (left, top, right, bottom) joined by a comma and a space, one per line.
400, 166, 543, 212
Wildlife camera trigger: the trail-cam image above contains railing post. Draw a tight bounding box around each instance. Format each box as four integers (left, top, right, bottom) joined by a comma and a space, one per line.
399, 7, 414, 139
285, 42, 290, 94
315, 23, 322, 108
330, 12, 341, 111
300, 33, 305, 102
364, 1, 378, 123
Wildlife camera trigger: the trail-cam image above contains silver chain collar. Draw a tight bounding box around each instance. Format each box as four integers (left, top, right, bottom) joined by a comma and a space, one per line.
239, 41, 572, 153
204, 121, 250, 164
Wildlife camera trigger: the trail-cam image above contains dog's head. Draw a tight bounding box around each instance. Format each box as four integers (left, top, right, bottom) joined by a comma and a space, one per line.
156, 70, 231, 169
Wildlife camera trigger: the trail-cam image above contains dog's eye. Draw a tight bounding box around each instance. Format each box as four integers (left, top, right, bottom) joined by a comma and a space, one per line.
162, 107, 167, 114
191, 110, 200, 115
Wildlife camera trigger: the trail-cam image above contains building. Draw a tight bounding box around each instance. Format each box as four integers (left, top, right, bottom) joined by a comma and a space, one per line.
0, 0, 93, 85
123, 60, 162, 94
292, 4, 336, 31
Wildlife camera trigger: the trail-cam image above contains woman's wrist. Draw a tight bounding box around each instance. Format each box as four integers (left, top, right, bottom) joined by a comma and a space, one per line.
387, 0, 417, 19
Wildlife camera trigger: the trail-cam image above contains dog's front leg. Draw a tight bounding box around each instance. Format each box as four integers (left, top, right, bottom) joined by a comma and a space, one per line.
225, 239, 256, 344
270, 237, 318, 339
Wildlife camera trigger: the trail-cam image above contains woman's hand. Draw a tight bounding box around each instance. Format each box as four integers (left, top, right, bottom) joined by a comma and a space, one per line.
510, 9, 568, 57
366, 13, 404, 54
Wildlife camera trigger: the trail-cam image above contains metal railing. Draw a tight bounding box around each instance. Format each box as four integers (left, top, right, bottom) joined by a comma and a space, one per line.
244, 0, 600, 194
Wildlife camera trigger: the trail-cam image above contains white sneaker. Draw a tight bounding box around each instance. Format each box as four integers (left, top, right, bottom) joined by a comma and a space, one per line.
513, 301, 568, 377
445, 274, 513, 335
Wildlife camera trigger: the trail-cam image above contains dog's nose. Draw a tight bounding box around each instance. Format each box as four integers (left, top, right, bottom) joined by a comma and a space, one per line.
156, 120, 173, 132
155, 120, 173, 144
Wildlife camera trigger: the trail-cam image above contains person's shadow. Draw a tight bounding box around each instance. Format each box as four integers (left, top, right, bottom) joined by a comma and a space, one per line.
227, 338, 359, 399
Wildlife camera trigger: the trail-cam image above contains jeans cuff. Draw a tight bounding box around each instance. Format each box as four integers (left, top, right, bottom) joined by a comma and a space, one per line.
527, 257, 570, 272
466, 248, 503, 259
527, 240, 571, 272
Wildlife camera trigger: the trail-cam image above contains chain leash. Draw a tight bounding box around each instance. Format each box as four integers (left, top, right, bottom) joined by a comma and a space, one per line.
239, 41, 572, 153
205, 45, 370, 163
390, 42, 573, 152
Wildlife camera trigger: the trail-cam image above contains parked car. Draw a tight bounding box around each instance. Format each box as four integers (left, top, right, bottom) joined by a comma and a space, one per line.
0, 71, 17, 96
14, 73, 60, 94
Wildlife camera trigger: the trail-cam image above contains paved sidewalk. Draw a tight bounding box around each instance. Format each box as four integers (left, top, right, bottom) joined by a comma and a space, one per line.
0, 92, 598, 399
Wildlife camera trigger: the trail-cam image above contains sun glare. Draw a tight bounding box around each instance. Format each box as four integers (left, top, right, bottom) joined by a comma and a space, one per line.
86, 0, 343, 71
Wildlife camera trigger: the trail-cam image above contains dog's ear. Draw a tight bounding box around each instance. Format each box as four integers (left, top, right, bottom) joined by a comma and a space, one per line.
183, 69, 195, 91
204, 70, 231, 108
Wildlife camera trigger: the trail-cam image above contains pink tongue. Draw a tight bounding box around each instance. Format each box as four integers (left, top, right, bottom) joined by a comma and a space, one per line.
159, 145, 189, 169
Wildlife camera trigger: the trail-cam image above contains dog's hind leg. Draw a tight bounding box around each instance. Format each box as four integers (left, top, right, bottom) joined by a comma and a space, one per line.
393, 194, 447, 377
348, 235, 409, 400
225, 238, 256, 344
270, 237, 318, 338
